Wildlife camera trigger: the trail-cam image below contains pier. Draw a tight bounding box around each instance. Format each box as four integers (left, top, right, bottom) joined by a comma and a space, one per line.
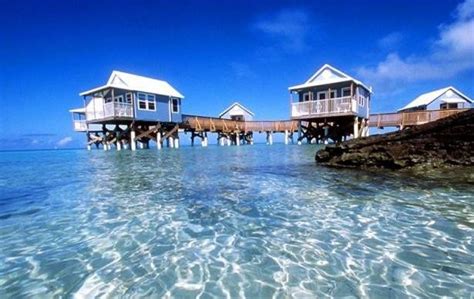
70, 68, 472, 151
369, 109, 468, 129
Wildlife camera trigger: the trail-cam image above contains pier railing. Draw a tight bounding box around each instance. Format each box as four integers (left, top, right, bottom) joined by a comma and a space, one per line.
182, 115, 298, 132
369, 109, 468, 128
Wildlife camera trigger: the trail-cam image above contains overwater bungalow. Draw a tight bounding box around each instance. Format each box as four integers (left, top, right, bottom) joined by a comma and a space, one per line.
70, 71, 184, 150
289, 64, 372, 143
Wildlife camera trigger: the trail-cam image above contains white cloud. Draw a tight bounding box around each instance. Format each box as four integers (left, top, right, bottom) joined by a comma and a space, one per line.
57, 136, 73, 147
253, 8, 312, 52
358, 0, 474, 95
456, 0, 474, 20
377, 32, 403, 49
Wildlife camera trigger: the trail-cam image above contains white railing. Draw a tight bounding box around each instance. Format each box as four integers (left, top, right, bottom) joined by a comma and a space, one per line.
86, 100, 133, 121
104, 102, 133, 118
291, 96, 356, 118
73, 120, 88, 131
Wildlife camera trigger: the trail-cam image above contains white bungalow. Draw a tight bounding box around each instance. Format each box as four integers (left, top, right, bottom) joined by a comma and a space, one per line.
219, 102, 254, 121
288, 64, 372, 141
398, 86, 472, 112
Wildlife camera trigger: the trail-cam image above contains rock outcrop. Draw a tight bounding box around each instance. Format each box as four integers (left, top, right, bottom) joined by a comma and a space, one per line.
315, 109, 474, 169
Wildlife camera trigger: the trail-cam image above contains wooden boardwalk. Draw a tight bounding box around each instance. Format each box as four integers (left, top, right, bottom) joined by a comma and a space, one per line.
369, 109, 467, 128
182, 115, 299, 133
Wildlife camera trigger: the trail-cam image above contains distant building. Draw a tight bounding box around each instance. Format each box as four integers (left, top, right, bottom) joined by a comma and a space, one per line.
288, 64, 372, 142
219, 102, 254, 121
398, 86, 472, 112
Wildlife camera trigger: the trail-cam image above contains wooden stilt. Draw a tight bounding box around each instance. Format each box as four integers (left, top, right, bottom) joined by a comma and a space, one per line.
174, 137, 179, 149
353, 117, 359, 139
157, 131, 162, 149
130, 129, 136, 151
266, 132, 273, 145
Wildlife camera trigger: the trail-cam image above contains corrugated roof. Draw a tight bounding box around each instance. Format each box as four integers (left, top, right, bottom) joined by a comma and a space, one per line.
80, 70, 184, 98
288, 64, 372, 93
398, 86, 472, 111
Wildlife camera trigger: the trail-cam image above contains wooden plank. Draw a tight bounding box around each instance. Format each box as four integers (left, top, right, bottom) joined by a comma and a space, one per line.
163, 124, 179, 139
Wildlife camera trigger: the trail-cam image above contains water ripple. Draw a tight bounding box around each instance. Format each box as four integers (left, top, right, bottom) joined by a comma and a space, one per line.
0, 146, 473, 298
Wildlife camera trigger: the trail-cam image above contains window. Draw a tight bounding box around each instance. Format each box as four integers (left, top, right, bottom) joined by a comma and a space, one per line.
114, 95, 124, 103
125, 93, 132, 104
342, 87, 351, 97
329, 90, 337, 98
441, 103, 458, 109
303, 92, 312, 102
317, 91, 327, 100
105, 97, 113, 103
172, 98, 180, 113
358, 96, 365, 106
137, 93, 156, 111
147, 94, 155, 110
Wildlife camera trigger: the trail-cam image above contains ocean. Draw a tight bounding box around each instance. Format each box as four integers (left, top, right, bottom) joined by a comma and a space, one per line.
0, 145, 473, 298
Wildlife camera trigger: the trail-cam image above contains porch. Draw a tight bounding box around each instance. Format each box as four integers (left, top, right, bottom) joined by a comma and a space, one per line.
86, 100, 134, 121
291, 96, 361, 119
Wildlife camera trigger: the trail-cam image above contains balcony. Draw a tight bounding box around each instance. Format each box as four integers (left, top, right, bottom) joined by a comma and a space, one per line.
73, 120, 88, 132
291, 96, 357, 118
86, 100, 133, 121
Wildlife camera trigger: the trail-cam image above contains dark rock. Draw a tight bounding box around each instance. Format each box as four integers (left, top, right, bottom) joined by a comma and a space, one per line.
315, 109, 474, 169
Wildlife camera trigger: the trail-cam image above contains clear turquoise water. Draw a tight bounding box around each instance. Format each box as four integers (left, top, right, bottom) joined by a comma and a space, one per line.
0, 145, 473, 298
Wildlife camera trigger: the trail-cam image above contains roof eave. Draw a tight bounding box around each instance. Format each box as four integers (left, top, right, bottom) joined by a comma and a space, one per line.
79, 84, 110, 96
289, 79, 372, 93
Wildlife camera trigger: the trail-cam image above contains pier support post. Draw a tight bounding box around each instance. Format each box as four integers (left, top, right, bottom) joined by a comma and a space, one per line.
219, 136, 225, 146
297, 121, 302, 141
236, 132, 240, 146
364, 120, 370, 137
266, 132, 273, 145
130, 129, 136, 151
157, 131, 162, 150
174, 137, 179, 149
226, 137, 231, 146
87, 144, 91, 151
169, 136, 174, 148
353, 117, 359, 139
284, 130, 289, 145
323, 127, 329, 144
116, 140, 122, 151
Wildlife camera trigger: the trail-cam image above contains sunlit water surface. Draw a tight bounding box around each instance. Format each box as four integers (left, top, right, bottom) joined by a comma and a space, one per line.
0, 145, 473, 298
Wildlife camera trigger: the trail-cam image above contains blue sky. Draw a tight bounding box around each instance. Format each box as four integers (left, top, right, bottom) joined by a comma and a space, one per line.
1, 0, 473, 149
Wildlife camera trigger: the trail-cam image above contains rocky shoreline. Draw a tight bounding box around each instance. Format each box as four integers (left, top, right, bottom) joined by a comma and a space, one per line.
315, 109, 474, 169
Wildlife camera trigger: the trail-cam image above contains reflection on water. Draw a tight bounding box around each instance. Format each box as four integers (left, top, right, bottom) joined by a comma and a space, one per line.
0, 145, 473, 298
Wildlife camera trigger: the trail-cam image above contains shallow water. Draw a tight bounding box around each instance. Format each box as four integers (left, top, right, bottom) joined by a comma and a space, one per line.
0, 145, 473, 298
